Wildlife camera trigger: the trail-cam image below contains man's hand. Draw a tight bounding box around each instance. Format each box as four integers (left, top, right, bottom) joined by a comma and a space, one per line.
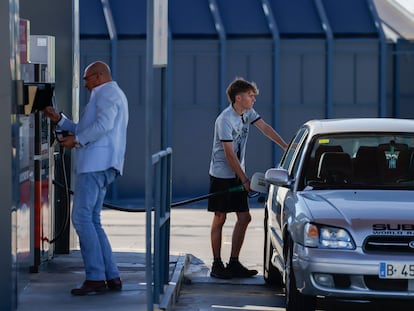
43, 106, 61, 123
242, 179, 251, 192
222, 141, 250, 191
58, 135, 77, 149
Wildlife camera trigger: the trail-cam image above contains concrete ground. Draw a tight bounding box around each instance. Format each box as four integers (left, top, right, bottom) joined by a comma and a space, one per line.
17, 202, 411, 311
17, 250, 185, 311
16, 200, 266, 311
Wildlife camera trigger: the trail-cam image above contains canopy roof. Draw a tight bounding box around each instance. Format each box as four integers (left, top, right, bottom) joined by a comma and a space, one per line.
80, 0, 414, 40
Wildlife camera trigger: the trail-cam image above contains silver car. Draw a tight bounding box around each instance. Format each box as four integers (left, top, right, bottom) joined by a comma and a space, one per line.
263, 118, 414, 311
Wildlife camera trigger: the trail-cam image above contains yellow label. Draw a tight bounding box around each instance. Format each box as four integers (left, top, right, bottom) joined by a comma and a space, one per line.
318, 138, 330, 144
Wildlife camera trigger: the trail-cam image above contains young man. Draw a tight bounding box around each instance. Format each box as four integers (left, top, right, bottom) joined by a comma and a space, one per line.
44, 61, 129, 295
208, 77, 287, 279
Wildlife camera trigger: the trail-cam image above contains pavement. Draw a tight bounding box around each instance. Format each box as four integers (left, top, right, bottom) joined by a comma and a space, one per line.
16, 250, 280, 311
17, 250, 187, 311
16, 200, 188, 311
173, 254, 286, 311
16, 202, 273, 311
16, 203, 414, 311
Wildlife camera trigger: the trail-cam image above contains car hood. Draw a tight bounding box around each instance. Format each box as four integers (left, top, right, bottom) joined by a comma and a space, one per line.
299, 190, 414, 244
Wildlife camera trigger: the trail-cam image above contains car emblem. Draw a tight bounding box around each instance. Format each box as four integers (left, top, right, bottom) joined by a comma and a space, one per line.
409, 241, 414, 249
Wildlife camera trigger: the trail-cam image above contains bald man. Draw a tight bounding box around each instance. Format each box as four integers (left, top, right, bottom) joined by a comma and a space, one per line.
44, 61, 129, 295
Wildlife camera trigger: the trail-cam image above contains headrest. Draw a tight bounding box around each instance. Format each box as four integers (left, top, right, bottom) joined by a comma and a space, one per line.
318, 152, 352, 182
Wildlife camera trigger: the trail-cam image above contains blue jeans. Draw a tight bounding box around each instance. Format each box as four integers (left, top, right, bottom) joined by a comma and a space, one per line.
72, 168, 120, 281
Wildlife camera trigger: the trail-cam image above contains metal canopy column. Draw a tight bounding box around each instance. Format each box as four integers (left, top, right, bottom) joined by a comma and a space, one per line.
163, 27, 173, 148
100, 0, 118, 79
393, 40, 401, 117
100, 0, 119, 200
315, 0, 334, 118
145, 0, 155, 309
260, 0, 283, 164
209, 0, 227, 111
367, 0, 387, 117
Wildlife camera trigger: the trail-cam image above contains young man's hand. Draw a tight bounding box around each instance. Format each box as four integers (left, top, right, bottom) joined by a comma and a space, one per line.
242, 179, 251, 192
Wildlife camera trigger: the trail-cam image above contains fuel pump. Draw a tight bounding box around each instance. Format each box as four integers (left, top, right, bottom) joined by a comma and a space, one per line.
20, 81, 55, 272
20, 80, 71, 272
19, 33, 66, 273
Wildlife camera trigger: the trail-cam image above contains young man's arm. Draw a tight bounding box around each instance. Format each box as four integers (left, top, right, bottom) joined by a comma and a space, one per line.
222, 141, 251, 192
253, 118, 288, 150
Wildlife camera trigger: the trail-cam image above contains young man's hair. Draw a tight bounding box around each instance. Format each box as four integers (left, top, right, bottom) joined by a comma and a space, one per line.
226, 77, 259, 104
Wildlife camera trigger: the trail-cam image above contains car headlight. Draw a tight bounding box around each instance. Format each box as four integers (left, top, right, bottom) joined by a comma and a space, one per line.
304, 223, 355, 249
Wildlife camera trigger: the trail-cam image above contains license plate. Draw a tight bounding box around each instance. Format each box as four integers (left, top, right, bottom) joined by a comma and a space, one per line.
379, 262, 414, 279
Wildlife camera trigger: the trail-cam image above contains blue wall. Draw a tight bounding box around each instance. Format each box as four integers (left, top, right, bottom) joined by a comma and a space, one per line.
79, 0, 414, 199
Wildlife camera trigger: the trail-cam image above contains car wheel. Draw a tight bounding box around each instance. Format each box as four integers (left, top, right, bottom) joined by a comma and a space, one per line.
263, 208, 283, 286
285, 243, 316, 311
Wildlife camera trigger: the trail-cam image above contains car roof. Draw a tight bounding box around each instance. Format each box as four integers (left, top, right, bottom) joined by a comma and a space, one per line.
304, 118, 414, 135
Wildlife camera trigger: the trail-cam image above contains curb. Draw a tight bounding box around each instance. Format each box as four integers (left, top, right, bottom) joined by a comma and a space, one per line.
159, 254, 189, 311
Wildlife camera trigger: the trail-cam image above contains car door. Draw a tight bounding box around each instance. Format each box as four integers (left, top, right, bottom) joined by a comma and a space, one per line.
272, 127, 309, 256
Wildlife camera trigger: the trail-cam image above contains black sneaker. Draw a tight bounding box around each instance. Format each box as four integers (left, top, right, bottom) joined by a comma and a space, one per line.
227, 260, 258, 278
210, 260, 232, 279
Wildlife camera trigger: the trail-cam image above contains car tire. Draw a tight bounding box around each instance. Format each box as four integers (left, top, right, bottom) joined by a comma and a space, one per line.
263, 208, 283, 286
285, 242, 316, 311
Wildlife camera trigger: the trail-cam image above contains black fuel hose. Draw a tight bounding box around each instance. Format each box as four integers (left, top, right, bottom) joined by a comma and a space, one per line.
49, 145, 71, 244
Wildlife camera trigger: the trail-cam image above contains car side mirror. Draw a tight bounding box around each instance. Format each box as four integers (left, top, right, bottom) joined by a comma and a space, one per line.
265, 168, 293, 187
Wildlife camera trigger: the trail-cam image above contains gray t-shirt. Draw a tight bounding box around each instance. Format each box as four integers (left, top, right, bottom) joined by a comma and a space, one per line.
209, 105, 261, 178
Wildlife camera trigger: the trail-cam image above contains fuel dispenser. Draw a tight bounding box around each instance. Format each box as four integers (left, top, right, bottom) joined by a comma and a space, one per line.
11, 17, 73, 308
12, 100, 34, 297
18, 81, 55, 272
12, 77, 55, 290
17, 30, 68, 273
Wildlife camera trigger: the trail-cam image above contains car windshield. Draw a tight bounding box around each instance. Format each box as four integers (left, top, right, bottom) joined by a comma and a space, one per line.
301, 132, 414, 190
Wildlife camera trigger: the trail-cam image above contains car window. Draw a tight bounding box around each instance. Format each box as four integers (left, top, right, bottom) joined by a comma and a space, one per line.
281, 127, 308, 171
302, 132, 414, 190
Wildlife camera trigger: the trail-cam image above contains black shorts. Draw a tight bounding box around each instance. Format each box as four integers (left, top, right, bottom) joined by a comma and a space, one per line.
207, 175, 249, 213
